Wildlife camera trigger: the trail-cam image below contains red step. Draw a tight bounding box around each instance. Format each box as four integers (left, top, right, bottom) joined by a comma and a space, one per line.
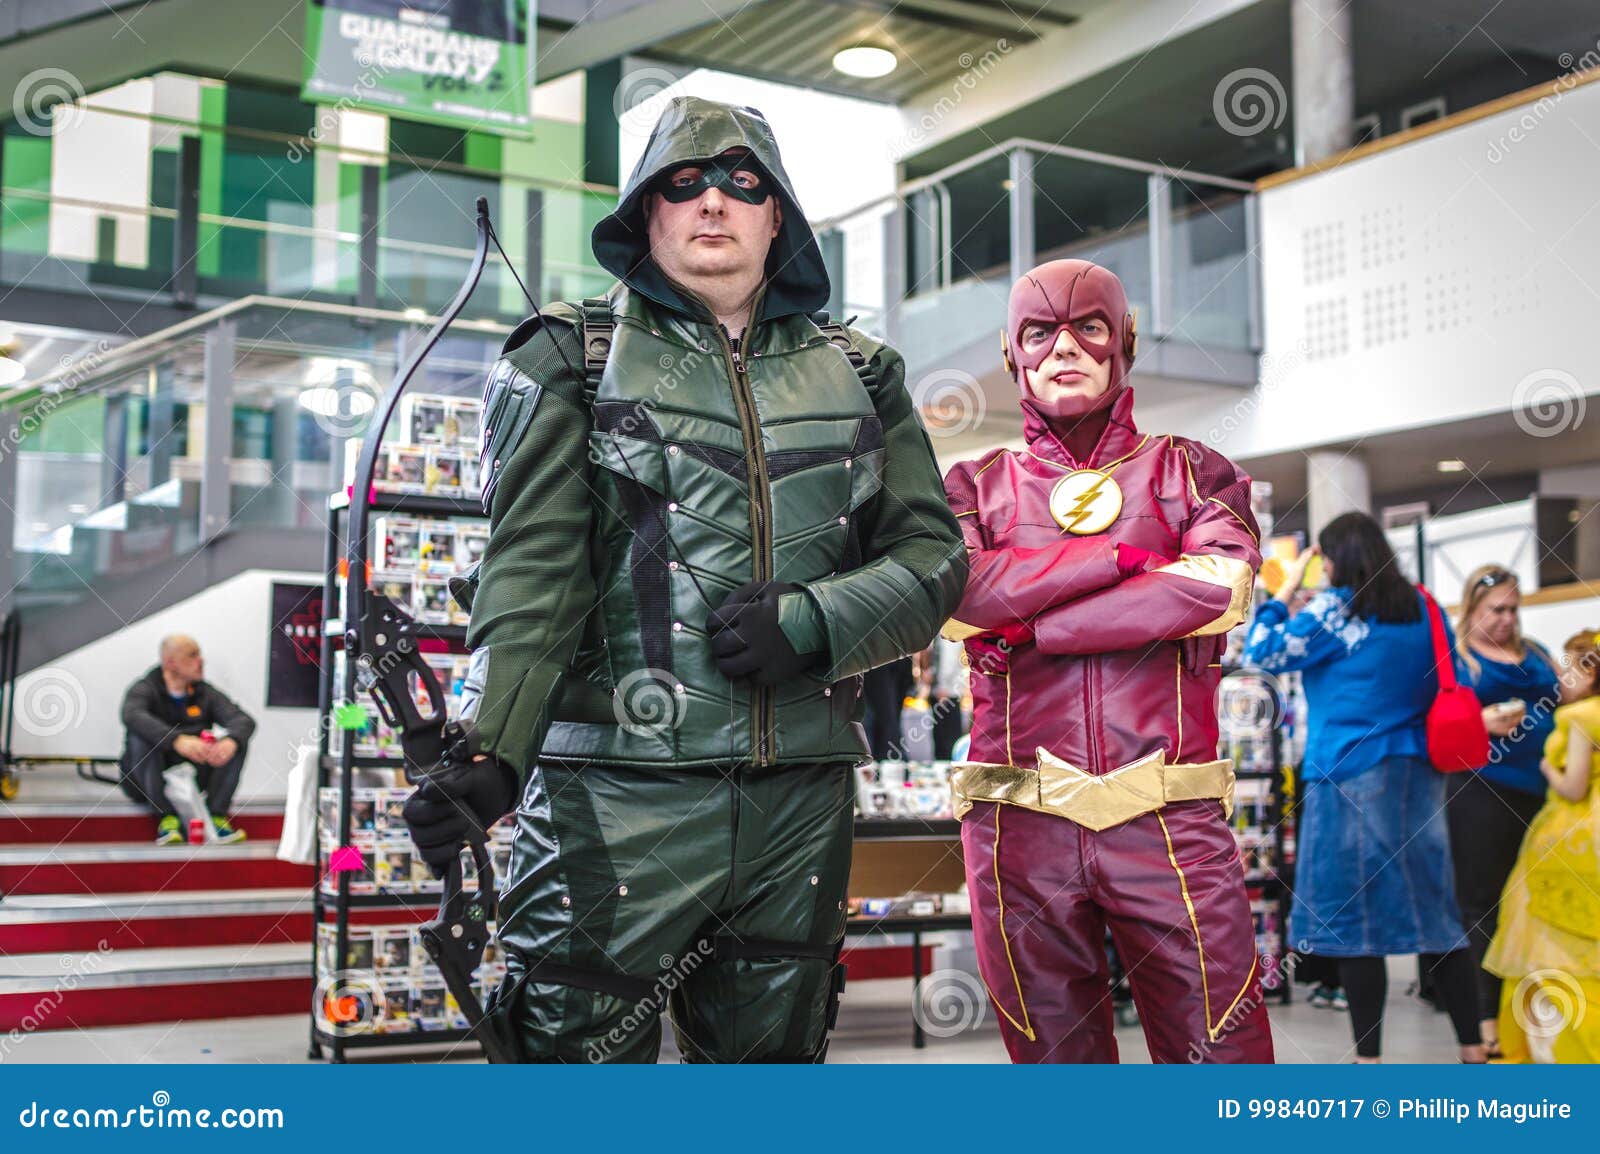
0, 892, 432, 953
0, 842, 314, 897
0, 943, 310, 1031
0, 802, 284, 845
0, 976, 312, 1031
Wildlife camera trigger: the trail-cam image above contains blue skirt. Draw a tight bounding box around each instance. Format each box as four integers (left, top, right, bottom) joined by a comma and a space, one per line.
1289, 755, 1469, 957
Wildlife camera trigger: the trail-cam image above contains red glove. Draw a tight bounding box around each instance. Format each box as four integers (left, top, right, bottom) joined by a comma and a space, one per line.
1114, 543, 1171, 579
964, 621, 1033, 676
994, 620, 1034, 647
964, 636, 1011, 675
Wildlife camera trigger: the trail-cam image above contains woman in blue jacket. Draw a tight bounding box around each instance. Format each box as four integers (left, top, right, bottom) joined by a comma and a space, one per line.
1447, 564, 1562, 1058
1243, 511, 1482, 1062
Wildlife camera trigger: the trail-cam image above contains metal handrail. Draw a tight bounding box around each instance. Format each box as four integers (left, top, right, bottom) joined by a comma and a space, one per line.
30, 101, 621, 199
811, 135, 1254, 232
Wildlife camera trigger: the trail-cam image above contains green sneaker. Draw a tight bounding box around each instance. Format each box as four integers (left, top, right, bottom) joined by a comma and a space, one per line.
211, 816, 246, 845
155, 815, 184, 846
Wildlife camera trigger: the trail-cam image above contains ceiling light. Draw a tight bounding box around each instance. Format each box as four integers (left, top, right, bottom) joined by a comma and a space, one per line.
0, 356, 23, 387
403, 307, 428, 322
1436, 458, 1466, 473
833, 46, 898, 79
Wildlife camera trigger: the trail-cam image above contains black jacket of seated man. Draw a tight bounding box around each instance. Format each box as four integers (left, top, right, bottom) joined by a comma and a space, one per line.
120, 665, 257, 824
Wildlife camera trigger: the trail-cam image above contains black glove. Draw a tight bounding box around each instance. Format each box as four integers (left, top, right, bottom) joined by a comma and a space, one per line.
705, 580, 816, 686
403, 755, 520, 873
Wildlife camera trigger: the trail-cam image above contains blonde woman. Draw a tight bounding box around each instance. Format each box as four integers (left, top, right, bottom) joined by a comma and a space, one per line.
1446, 565, 1562, 1059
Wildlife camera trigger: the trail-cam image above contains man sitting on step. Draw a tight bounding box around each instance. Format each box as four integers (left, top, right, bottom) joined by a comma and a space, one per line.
119, 634, 255, 845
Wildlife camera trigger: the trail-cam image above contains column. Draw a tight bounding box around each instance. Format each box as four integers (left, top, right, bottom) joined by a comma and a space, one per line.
1306, 449, 1370, 538
1291, 0, 1355, 167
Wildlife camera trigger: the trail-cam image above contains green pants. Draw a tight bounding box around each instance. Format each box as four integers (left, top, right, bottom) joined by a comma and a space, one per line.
487, 760, 855, 1063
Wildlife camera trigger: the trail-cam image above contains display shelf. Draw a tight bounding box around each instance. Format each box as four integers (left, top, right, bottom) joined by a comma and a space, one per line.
1217, 661, 1296, 1004
844, 912, 970, 934
315, 466, 490, 1063
318, 754, 415, 772
844, 912, 973, 1048
311, 1026, 478, 1055
852, 817, 960, 840
322, 619, 469, 643
317, 891, 443, 910
328, 490, 483, 518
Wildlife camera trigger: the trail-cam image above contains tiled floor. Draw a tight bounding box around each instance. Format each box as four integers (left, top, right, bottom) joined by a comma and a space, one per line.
8, 957, 1474, 1064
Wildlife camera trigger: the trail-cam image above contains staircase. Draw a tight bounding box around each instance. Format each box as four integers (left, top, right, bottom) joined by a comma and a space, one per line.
0, 798, 323, 1031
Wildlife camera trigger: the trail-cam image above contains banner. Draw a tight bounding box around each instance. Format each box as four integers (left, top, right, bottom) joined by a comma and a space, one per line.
301, 0, 533, 137
267, 582, 323, 709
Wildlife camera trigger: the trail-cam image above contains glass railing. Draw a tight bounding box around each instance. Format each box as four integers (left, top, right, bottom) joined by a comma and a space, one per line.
1, 298, 511, 614
816, 139, 1258, 382
0, 104, 618, 322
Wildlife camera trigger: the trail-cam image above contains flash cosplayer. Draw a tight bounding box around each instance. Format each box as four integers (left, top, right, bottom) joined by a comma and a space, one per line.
401, 96, 966, 1062
942, 259, 1275, 1063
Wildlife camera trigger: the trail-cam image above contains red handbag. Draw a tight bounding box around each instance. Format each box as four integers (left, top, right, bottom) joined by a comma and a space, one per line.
1417, 584, 1489, 772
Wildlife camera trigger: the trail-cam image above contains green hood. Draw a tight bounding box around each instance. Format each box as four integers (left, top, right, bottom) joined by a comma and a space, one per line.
591, 95, 830, 322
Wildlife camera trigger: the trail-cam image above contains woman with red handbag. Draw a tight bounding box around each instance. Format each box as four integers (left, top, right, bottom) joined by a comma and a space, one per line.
1242, 511, 1484, 1062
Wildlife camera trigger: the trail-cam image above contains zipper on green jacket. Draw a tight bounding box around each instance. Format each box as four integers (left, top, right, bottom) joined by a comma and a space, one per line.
717, 323, 774, 768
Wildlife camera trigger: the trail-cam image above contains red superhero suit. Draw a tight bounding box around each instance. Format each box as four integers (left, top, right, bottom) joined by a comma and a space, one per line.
942, 259, 1274, 1063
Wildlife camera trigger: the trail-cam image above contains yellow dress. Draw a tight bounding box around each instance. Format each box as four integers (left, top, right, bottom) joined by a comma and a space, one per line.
1484, 697, 1600, 1063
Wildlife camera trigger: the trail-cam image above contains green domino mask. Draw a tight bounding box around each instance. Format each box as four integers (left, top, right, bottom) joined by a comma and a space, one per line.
653, 157, 771, 204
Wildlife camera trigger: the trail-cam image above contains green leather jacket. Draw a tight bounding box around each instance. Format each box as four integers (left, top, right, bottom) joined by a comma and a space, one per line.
456, 96, 966, 773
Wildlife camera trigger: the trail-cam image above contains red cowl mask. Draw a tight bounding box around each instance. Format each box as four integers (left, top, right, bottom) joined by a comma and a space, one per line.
1002, 259, 1138, 441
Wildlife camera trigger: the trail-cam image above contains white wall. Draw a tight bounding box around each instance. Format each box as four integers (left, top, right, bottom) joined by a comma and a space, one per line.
1141, 76, 1600, 460
11, 569, 323, 803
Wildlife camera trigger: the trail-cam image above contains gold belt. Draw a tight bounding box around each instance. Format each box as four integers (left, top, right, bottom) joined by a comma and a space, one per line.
950, 748, 1236, 831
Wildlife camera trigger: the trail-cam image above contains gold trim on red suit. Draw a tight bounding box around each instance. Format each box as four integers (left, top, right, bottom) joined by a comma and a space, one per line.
949, 749, 1236, 830
1152, 553, 1255, 636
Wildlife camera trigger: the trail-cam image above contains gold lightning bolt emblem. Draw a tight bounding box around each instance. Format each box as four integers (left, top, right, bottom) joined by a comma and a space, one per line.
1049, 469, 1123, 534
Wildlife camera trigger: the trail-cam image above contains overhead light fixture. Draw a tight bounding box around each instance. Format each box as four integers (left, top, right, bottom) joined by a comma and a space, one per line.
833, 46, 898, 79
1436, 458, 1466, 473
0, 356, 24, 387
403, 307, 428, 322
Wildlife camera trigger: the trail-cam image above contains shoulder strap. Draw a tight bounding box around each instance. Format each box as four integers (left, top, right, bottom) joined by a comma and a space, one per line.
815, 314, 872, 383
579, 296, 614, 398
1416, 584, 1460, 689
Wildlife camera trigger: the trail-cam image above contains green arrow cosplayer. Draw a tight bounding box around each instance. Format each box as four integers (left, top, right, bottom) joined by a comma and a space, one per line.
403, 96, 967, 1062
